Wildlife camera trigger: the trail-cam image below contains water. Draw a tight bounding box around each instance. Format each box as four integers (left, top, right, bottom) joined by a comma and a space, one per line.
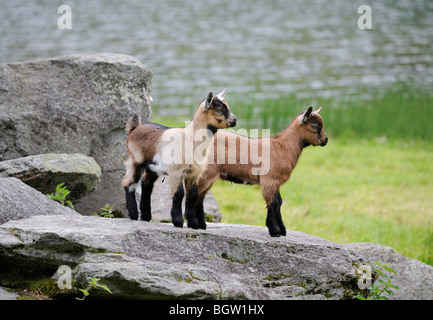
1, 0, 432, 116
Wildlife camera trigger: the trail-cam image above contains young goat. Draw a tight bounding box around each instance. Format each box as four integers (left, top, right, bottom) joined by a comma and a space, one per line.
122, 89, 237, 229
190, 106, 328, 236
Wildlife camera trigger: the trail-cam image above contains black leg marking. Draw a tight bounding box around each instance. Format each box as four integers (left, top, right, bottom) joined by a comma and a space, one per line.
266, 191, 284, 237
139, 170, 158, 221
274, 192, 286, 236
171, 183, 185, 228
125, 187, 138, 220
185, 183, 199, 229
125, 162, 147, 220
195, 195, 207, 230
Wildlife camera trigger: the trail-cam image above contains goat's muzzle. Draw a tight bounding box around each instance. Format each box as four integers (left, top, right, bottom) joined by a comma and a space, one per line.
227, 114, 237, 128
320, 134, 329, 146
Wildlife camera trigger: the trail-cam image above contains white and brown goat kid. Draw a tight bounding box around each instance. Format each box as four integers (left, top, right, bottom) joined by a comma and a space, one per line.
190, 106, 328, 236
122, 89, 237, 229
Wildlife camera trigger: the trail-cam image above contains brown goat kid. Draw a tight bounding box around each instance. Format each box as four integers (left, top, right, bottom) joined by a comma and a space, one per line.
122, 89, 237, 229
193, 106, 328, 237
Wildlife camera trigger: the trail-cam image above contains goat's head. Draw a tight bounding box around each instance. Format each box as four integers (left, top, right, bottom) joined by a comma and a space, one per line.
298, 106, 328, 147
201, 89, 237, 129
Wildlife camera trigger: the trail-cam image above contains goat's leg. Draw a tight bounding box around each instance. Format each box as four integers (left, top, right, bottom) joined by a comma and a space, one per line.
122, 159, 145, 220
195, 195, 206, 230
195, 186, 214, 230
124, 187, 138, 220
139, 170, 158, 221
266, 206, 281, 237
194, 170, 220, 230
273, 191, 286, 236
263, 187, 283, 237
171, 182, 185, 228
184, 179, 199, 229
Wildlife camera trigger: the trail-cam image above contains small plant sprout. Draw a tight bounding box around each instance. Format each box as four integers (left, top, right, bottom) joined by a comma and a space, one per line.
76, 277, 112, 300
93, 204, 116, 218
46, 183, 74, 209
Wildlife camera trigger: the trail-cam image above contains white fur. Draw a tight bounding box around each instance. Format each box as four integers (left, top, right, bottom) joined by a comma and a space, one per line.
298, 114, 306, 125
128, 183, 137, 192
148, 153, 168, 176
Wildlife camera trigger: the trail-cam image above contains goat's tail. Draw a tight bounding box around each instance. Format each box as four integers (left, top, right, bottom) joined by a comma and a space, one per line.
125, 114, 142, 136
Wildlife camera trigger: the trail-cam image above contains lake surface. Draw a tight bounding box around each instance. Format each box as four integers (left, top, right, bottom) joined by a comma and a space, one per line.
1, 0, 432, 116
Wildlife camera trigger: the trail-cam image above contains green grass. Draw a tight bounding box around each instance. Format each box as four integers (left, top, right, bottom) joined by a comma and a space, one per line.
154, 83, 433, 140
152, 84, 433, 265
224, 84, 433, 140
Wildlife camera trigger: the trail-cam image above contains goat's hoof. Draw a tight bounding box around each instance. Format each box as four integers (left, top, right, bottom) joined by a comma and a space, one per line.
172, 219, 184, 228
280, 229, 286, 236
269, 228, 281, 237
187, 219, 199, 230
140, 215, 151, 222
198, 221, 207, 230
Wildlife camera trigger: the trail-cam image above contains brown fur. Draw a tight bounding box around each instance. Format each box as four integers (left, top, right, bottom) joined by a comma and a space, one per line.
196, 106, 328, 236
122, 91, 236, 191
125, 114, 142, 136
122, 89, 237, 226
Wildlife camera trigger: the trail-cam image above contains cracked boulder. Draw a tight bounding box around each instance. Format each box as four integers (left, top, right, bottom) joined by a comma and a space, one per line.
0, 53, 153, 216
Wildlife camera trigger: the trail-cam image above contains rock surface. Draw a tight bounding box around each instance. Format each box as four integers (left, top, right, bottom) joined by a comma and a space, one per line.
0, 154, 101, 203
0, 177, 79, 225
345, 243, 433, 300
0, 214, 368, 300
0, 287, 17, 300
0, 53, 153, 215
1, 212, 432, 299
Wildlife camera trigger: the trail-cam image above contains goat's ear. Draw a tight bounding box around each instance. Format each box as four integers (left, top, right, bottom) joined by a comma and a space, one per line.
299, 106, 313, 124
216, 88, 227, 99
203, 92, 214, 110
315, 106, 322, 114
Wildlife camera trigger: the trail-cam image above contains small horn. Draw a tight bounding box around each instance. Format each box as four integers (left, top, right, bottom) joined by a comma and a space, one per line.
216, 88, 227, 98
315, 106, 323, 114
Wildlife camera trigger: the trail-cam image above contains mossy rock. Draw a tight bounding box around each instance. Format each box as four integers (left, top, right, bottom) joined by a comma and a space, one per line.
0, 153, 101, 202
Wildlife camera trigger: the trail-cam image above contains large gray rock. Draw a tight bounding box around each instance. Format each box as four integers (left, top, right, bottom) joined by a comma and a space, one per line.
0, 53, 153, 216
0, 214, 368, 300
0, 287, 17, 300
0, 177, 79, 225
1, 214, 432, 300
0, 153, 101, 203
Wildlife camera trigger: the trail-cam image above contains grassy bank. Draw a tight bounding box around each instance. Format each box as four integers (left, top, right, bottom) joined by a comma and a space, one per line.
223, 84, 433, 140
152, 85, 433, 265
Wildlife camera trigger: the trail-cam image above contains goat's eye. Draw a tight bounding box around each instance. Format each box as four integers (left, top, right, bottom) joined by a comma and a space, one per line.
216, 106, 227, 115
311, 125, 318, 131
